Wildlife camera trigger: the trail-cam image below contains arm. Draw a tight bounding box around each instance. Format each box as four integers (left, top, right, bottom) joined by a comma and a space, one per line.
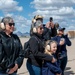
64, 35, 71, 46
0, 37, 4, 64
29, 37, 53, 62
15, 36, 24, 68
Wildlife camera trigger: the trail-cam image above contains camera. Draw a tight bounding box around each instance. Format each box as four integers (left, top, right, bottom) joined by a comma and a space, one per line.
50, 17, 53, 22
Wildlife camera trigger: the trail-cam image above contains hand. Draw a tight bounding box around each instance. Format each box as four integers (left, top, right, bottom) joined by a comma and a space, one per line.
65, 32, 68, 36
59, 41, 64, 45
8, 64, 18, 74
56, 73, 61, 75
51, 57, 57, 63
59, 38, 65, 45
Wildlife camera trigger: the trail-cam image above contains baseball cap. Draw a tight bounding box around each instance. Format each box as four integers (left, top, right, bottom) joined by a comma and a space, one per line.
58, 27, 65, 31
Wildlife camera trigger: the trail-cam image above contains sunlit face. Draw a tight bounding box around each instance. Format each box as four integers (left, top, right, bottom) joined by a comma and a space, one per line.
50, 42, 57, 54
59, 30, 64, 35
5, 22, 15, 33
37, 25, 44, 34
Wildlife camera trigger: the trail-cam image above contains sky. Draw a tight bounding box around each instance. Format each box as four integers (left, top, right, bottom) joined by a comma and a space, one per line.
0, 0, 75, 33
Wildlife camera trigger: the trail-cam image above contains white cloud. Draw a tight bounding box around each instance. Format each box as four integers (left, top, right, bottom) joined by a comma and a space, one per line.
30, 0, 75, 31
5, 13, 14, 17
0, 0, 31, 33
14, 15, 31, 26
13, 15, 31, 33
67, 25, 75, 31
0, 0, 23, 13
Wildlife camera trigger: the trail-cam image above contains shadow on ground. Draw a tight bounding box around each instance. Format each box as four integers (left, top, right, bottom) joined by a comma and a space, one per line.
64, 67, 75, 75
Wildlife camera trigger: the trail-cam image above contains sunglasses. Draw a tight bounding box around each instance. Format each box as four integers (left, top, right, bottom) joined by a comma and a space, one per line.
39, 27, 43, 30
9, 23, 15, 26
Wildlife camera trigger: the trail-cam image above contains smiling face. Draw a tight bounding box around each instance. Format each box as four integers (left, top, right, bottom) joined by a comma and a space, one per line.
5, 22, 15, 33
4, 18, 15, 34
50, 42, 57, 54
59, 30, 64, 35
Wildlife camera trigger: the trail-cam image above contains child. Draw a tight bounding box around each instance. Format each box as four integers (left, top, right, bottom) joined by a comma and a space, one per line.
42, 40, 61, 75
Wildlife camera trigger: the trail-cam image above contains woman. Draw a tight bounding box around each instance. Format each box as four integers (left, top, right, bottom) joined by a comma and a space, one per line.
42, 40, 61, 75
0, 17, 24, 75
52, 27, 71, 75
26, 20, 56, 75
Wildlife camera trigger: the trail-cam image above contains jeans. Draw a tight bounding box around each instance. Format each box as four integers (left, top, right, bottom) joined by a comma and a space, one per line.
60, 56, 67, 75
26, 60, 41, 75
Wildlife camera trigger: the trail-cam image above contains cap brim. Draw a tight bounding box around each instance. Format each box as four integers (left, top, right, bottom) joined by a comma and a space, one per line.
62, 28, 65, 30
59, 28, 65, 31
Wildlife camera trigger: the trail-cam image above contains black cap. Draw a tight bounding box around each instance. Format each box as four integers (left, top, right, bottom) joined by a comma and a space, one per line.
58, 27, 65, 31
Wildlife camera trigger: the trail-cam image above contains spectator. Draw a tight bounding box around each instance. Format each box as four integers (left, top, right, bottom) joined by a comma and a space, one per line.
26, 20, 56, 75
30, 15, 43, 36
0, 17, 24, 75
42, 40, 61, 75
42, 22, 52, 41
52, 27, 71, 75
46, 17, 57, 37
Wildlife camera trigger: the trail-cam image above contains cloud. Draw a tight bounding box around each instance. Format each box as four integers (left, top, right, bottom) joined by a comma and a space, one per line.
13, 15, 31, 33
30, 0, 75, 31
0, 0, 23, 13
0, 0, 31, 33
67, 25, 75, 31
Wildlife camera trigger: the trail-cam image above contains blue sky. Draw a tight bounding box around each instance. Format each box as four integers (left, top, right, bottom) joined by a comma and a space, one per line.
0, 0, 75, 33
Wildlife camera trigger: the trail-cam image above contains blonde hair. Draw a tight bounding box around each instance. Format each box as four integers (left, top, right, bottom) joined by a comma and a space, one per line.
44, 40, 57, 55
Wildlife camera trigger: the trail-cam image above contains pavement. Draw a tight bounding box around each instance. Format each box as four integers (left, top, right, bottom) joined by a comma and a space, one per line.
17, 38, 75, 75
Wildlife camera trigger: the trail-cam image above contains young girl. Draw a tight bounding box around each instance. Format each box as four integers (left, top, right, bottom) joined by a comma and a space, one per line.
42, 40, 61, 75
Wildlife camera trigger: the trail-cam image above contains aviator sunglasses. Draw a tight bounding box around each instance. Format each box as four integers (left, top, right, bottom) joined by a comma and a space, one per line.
9, 23, 15, 26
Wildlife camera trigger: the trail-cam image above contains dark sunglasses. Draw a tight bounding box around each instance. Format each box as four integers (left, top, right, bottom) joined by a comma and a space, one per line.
39, 27, 43, 30
9, 23, 15, 26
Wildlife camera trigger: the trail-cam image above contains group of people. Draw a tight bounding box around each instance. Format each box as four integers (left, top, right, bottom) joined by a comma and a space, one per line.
27, 15, 71, 75
0, 15, 71, 75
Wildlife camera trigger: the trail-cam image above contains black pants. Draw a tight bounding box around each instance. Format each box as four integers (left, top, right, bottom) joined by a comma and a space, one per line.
60, 56, 67, 75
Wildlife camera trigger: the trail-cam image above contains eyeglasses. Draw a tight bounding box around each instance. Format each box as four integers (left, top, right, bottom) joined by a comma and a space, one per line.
9, 23, 15, 26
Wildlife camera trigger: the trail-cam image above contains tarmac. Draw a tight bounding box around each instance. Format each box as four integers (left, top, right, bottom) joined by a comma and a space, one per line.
17, 37, 75, 75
